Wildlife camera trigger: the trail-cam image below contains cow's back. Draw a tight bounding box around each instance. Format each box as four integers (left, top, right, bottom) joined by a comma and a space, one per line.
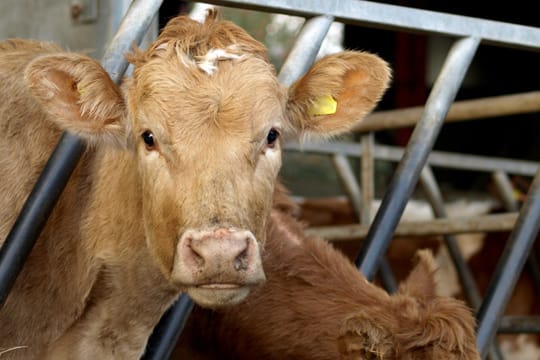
0, 40, 100, 358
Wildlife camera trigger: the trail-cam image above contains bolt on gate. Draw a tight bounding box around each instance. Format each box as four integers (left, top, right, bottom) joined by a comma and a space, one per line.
1, 1, 540, 359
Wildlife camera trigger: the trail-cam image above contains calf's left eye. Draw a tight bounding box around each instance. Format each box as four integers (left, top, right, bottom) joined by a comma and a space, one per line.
266, 128, 280, 148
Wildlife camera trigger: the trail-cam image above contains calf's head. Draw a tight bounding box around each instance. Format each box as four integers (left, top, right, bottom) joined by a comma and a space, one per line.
24, 10, 390, 308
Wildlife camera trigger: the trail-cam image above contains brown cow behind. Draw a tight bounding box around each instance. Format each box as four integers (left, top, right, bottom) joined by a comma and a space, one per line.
0, 10, 390, 359
173, 192, 481, 359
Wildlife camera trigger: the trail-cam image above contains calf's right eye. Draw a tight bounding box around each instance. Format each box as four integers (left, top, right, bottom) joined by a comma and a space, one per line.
141, 130, 156, 150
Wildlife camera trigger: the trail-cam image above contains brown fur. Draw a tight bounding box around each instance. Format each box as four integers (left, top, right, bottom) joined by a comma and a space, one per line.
173, 197, 481, 359
0, 10, 390, 360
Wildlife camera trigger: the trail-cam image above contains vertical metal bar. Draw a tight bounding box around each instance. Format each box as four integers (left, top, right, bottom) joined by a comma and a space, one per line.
0, 0, 163, 309
476, 167, 540, 358
359, 133, 397, 292
421, 167, 505, 360
491, 172, 540, 292
360, 133, 374, 226
420, 167, 483, 306
355, 36, 480, 280
141, 294, 194, 360
492, 171, 519, 212
332, 154, 363, 217
332, 152, 397, 292
278, 15, 333, 86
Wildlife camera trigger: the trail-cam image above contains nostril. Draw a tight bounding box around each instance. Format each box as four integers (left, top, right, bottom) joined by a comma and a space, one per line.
181, 235, 205, 268
234, 248, 249, 271
189, 243, 205, 267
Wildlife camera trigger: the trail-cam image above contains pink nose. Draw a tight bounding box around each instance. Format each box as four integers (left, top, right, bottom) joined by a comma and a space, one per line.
173, 228, 265, 286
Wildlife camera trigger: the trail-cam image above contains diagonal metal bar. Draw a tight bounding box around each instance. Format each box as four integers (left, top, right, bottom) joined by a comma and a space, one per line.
477, 166, 540, 357
355, 36, 480, 280
278, 15, 333, 86
0, 0, 163, 309
421, 167, 504, 360
332, 153, 397, 293
142, 294, 195, 360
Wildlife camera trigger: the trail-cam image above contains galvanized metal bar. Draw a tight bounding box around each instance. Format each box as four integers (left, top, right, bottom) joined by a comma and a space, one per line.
207, 0, 540, 51
100, 0, 164, 84
498, 316, 540, 334
360, 133, 375, 226
0, 133, 85, 306
492, 171, 520, 212
308, 212, 518, 240
332, 153, 397, 293
354, 91, 540, 133
491, 172, 540, 294
421, 167, 505, 360
284, 141, 539, 177
278, 15, 333, 86
0, 0, 163, 309
355, 36, 480, 280
142, 294, 194, 360
332, 154, 363, 220
476, 167, 540, 357
420, 167, 483, 307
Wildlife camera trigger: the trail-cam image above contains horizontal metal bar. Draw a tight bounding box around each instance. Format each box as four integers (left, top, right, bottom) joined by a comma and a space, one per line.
498, 316, 540, 334
306, 212, 518, 241
354, 91, 540, 133
284, 142, 539, 177
204, 0, 540, 51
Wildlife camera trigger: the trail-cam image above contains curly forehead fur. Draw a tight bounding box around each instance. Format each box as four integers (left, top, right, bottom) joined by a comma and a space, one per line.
127, 9, 269, 67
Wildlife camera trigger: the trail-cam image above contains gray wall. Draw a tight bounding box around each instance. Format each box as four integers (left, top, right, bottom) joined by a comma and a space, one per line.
0, 0, 157, 59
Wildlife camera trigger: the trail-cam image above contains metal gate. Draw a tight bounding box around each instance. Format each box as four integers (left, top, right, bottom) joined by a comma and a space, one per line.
1, 1, 540, 359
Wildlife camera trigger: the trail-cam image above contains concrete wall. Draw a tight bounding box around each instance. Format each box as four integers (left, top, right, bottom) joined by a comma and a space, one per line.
0, 0, 157, 59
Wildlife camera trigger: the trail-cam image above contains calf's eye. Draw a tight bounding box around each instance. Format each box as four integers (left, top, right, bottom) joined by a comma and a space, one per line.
141, 130, 156, 150
266, 128, 280, 148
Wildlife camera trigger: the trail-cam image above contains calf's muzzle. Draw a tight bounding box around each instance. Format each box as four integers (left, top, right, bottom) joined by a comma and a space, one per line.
172, 228, 265, 308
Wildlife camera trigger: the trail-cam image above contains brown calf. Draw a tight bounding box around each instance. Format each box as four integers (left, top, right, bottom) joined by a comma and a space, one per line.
0, 10, 390, 359
174, 195, 481, 359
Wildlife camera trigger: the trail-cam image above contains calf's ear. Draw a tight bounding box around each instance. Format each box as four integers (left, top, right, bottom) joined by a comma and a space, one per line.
397, 249, 438, 300
338, 311, 394, 359
25, 53, 127, 147
286, 51, 391, 138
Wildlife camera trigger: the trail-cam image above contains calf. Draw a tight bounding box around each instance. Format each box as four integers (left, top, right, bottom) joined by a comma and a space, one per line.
0, 10, 390, 359
174, 196, 481, 359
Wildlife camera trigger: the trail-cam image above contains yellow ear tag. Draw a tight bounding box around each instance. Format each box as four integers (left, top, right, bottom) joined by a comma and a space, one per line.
308, 95, 337, 116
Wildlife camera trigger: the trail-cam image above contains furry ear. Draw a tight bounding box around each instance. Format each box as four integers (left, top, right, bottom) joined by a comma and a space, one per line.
25, 53, 127, 147
286, 51, 391, 138
397, 249, 438, 300
395, 297, 481, 360
338, 312, 395, 360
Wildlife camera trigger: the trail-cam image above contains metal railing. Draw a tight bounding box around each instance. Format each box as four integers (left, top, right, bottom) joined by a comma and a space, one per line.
2, 1, 540, 359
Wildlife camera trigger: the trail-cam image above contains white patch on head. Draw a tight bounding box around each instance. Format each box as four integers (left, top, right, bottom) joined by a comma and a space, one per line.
195, 48, 242, 75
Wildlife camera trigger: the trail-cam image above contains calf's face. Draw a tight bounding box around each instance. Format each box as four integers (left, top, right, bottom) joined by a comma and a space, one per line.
127, 53, 285, 306
24, 13, 390, 308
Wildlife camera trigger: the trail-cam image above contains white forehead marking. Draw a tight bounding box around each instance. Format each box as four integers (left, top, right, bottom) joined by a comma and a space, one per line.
196, 48, 242, 75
